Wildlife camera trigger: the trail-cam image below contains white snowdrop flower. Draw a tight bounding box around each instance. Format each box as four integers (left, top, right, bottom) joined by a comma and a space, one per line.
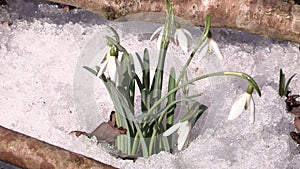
228, 85, 255, 123
198, 31, 223, 60
89, 46, 111, 69
163, 120, 191, 150
174, 22, 192, 53
149, 26, 164, 50
97, 47, 120, 84
208, 37, 223, 60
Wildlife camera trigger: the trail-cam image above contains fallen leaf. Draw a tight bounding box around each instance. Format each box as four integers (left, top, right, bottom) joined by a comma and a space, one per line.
70, 111, 127, 143
294, 117, 300, 131
290, 132, 300, 144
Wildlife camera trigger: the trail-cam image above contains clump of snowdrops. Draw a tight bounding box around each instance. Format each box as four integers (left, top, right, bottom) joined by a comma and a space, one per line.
84, 0, 261, 157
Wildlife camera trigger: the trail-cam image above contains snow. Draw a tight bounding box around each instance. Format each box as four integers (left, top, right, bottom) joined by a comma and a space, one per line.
1, 0, 300, 168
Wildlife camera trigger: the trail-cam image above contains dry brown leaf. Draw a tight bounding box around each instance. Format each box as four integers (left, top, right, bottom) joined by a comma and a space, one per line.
294, 117, 300, 131
70, 111, 127, 143
290, 132, 300, 144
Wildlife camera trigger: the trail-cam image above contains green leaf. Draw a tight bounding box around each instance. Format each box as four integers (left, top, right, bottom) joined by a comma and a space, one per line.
161, 134, 171, 152
136, 49, 151, 113
190, 104, 208, 127
135, 52, 145, 74
166, 67, 176, 130
110, 84, 149, 156
278, 69, 296, 97
279, 69, 285, 97
143, 49, 150, 91
83, 66, 97, 76
284, 73, 296, 96
180, 102, 199, 122
108, 26, 120, 43
223, 72, 261, 96
118, 54, 131, 87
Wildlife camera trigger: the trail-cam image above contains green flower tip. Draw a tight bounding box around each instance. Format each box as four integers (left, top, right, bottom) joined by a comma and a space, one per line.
175, 22, 181, 29
110, 47, 118, 57
207, 30, 212, 39
107, 41, 113, 47
246, 85, 254, 95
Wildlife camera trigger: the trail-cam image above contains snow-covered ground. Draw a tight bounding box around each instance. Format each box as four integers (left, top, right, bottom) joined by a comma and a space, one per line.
1, 1, 300, 168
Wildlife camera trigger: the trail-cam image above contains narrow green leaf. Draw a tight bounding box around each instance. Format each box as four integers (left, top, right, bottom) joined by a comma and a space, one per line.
223, 72, 261, 96
108, 26, 120, 43
109, 83, 149, 156
166, 67, 176, 130
190, 104, 208, 126
135, 52, 145, 74
284, 73, 296, 96
131, 133, 139, 155
129, 77, 136, 105
118, 53, 131, 87
161, 134, 171, 153
149, 0, 173, 106
83, 66, 97, 76
279, 69, 285, 97
143, 49, 150, 91
180, 102, 199, 122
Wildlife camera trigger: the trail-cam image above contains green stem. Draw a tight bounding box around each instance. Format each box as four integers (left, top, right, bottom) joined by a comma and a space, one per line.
176, 14, 211, 85
147, 71, 261, 118
150, 3, 174, 101
131, 133, 139, 155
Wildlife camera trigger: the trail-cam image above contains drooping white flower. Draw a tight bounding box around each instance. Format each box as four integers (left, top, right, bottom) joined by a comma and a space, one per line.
97, 47, 120, 84
174, 22, 192, 53
163, 120, 191, 150
228, 86, 255, 123
89, 46, 111, 69
197, 31, 223, 60
149, 22, 192, 53
208, 37, 223, 60
149, 26, 164, 50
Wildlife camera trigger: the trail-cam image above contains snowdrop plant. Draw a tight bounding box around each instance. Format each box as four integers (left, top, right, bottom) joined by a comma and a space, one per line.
83, 0, 261, 157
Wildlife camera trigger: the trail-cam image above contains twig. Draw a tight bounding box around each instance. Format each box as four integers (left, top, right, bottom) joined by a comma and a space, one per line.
0, 125, 117, 169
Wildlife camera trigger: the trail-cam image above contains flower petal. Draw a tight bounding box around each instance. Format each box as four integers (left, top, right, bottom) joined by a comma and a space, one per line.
107, 55, 118, 83
209, 39, 223, 60
89, 46, 110, 69
177, 121, 191, 150
197, 38, 209, 60
150, 26, 163, 41
156, 31, 163, 50
163, 122, 181, 137
183, 29, 193, 40
228, 93, 248, 121
249, 97, 255, 123
176, 28, 189, 53
174, 31, 179, 45
97, 55, 109, 78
